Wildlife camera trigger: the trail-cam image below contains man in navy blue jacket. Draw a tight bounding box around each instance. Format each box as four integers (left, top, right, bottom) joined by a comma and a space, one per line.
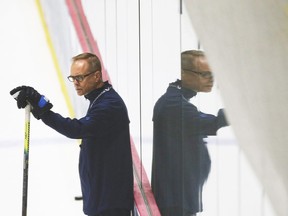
10, 53, 134, 216
151, 50, 228, 216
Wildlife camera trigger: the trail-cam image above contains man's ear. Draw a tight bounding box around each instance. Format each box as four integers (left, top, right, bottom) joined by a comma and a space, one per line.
95, 70, 100, 77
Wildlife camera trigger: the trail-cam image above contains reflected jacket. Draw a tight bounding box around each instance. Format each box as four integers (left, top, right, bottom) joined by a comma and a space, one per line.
151, 80, 228, 214
41, 82, 134, 215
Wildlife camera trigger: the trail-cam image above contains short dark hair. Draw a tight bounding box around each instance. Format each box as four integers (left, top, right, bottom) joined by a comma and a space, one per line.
181, 50, 205, 70
72, 52, 102, 73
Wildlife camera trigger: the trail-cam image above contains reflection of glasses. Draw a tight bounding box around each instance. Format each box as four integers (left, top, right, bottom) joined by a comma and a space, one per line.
67, 71, 96, 82
183, 69, 213, 79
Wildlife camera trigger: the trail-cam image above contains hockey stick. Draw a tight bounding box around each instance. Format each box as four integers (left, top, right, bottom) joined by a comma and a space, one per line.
10, 90, 31, 216
22, 105, 31, 216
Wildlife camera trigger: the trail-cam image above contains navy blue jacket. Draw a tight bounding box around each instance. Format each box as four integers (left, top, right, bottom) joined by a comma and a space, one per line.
151, 80, 228, 214
41, 82, 134, 215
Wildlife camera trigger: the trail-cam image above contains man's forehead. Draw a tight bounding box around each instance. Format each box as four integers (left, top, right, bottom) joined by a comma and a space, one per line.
71, 60, 90, 74
183, 55, 207, 69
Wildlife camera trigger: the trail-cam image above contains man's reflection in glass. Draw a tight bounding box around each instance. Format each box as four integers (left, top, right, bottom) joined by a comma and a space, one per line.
151, 50, 228, 216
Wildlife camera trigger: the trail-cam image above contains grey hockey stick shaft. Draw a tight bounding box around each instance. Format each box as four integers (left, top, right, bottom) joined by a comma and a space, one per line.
22, 105, 31, 216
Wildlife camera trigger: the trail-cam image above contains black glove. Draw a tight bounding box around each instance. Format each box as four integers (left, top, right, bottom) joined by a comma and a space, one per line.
10, 86, 53, 119
217, 108, 229, 128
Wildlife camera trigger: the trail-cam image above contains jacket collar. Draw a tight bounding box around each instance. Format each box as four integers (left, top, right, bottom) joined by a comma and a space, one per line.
85, 81, 111, 101
168, 79, 197, 99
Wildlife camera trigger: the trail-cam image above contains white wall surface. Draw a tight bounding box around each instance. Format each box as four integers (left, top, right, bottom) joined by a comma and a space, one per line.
0, 0, 82, 215
184, 0, 288, 215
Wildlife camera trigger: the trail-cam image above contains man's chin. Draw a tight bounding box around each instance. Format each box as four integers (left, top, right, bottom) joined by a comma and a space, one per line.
76, 89, 84, 96
202, 87, 212, 92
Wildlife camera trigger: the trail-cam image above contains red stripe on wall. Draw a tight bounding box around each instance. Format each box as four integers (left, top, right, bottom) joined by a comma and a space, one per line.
65, 0, 110, 82
131, 140, 161, 216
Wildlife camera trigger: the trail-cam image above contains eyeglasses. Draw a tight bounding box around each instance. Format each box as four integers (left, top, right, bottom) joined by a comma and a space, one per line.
183, 69, 213, 79
67, 71, 96, 82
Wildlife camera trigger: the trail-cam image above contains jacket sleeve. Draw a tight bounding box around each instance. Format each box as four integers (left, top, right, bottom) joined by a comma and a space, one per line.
40, 99, 129, 139
182, 102, 228, 136
40, 110, 92, 139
